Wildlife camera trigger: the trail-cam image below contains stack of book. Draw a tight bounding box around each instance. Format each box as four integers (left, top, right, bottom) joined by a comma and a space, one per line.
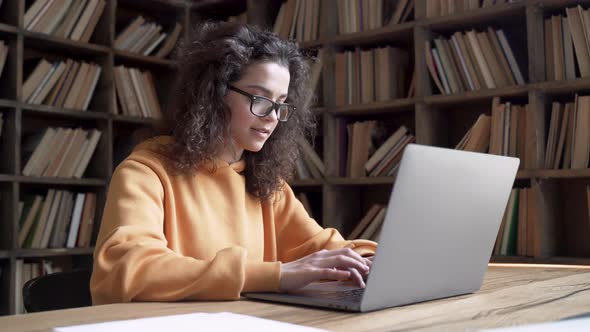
493, 181, 558, 258
547, 6, 590, 81
17, 190, 96, 249
346, 122, 414, 178
542, 96, 590, 169
334, 47, 409, 106
455, 113, 491, 153
24, 0, 106, 42
272, 0, 320, 42
426, 0, 521, 18
335, 0, 413, 35
494, 188, 520, 256
113, 65, 162, 118
115, 17, 182, 58
456, 98, 527, 166
364, 125, 414, 177
23, 58, 102, 110
347, 204, 387, 241
295, 139, 325, 180
425, 28, 525, 95
22, 127, 102, 178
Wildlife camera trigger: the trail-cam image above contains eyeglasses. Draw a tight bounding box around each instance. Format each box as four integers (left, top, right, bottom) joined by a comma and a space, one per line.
228, 85, 295, 122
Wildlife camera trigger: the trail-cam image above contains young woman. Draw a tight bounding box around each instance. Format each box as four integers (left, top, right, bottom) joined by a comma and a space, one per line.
90, 22, 377, 304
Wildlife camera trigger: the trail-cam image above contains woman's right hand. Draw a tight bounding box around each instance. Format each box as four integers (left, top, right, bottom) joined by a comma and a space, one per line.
278, 248, 372, 292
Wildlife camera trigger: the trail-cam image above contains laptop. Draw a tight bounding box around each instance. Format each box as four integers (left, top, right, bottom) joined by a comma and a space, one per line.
245, 144, 520, 312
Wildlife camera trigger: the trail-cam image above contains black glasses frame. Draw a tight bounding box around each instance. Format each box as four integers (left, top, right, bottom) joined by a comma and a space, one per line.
228, 85, 295, 122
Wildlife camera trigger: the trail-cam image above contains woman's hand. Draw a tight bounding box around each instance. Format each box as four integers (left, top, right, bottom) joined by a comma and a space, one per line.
279, 248, 372, 292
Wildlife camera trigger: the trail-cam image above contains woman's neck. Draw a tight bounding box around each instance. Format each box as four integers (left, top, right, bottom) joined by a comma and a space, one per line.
219, 139, 244, 164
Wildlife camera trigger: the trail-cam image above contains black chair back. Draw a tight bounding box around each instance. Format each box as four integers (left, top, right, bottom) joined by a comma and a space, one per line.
22, 269, 92, 313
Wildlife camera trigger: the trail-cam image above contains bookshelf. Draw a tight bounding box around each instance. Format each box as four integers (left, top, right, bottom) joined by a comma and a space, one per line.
0, 0, 193, 316
287, 0, 590, 266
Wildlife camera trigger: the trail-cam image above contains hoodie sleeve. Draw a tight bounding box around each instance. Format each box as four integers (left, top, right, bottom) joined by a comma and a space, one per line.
90, 159, 280, 305
273, 183, 377, 263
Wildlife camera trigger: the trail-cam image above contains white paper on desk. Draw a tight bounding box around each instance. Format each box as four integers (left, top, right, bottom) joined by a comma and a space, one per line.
481, 316, 590, 331
53, 312, 327, 332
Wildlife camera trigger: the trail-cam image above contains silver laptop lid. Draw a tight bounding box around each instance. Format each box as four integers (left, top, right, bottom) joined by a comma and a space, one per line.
361, 144, 519, 312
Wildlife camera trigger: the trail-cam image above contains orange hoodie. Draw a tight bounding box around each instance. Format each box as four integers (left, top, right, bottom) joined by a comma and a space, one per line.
90, 136, 377, 305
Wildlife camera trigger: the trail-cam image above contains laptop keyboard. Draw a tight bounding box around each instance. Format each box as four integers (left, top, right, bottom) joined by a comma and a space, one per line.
311, 288, 365, 302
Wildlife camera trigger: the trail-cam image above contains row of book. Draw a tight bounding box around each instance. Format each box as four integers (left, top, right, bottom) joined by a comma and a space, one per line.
426, 28, 524, 95
426, 0, 521, 18
24, 58, 102, 110
547, 7, 590, 81
0, 40, 8, 81
335, 0, 413, 35
14, 259, 64, 314
493, 183, 558, 258
18, 190, 96, 250
546, 14, 575, 81
343, 121, 414, 178
334, 47, 409, 106
113, 65, 162, 118
347, 204, 387, 241
458, 95, 590, 170
295, 139, 325, 180
22, 127, 102, 178
543, 97, 590, 170
114, 16, 182, 58
24, 0, 105, 43
273, 0, 320, 42
455, 100, 527, 164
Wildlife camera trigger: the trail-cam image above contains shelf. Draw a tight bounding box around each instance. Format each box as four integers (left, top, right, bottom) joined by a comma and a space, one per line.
112, 115, 158, 125
534, 77, 590, 95
518, 169, 590, 180
300, 40, 323, 49
0, 23, 18, 34
21, 105, 110, 121
114, 49, 177, 68
533, 0, 589, 10
491, 255, 590, 266
328, 21, 415, 48
0, 99, 17, 108
118, 0, 187, 12
0, 251, 9, 259
191, 0, 244, 11
329, 98, 415, 116
326, 177, 396, 185
424, 85, 529, 105
14, 247, 95, 258
421, 1, 528, 31
13, 176, 107, 187
290, 179, 324, 187
22, 30, 109, 56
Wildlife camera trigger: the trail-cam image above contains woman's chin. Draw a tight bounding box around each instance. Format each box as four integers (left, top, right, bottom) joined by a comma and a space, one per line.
244, 143, 265, 153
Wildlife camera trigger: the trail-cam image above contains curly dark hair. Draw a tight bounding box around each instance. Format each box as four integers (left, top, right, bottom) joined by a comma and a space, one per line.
154, 21, 316, 200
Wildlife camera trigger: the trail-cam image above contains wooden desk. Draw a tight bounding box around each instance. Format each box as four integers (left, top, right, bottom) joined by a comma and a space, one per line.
3, 265, 590, 332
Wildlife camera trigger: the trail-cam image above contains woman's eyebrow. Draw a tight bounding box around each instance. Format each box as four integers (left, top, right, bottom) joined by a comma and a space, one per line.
246, 84, 288, 99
